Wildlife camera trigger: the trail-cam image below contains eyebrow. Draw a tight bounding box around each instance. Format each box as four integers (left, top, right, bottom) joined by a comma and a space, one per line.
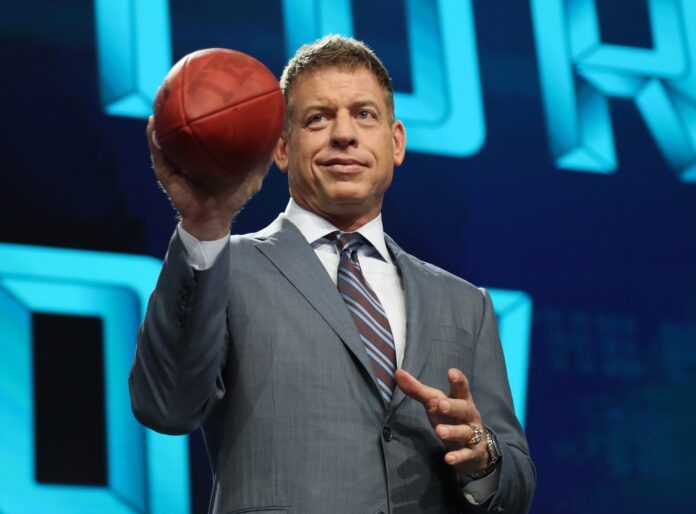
299, 99, 383, 118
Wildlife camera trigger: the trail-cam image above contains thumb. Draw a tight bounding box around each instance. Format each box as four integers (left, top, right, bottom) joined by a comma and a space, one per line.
147, 116, 180, 184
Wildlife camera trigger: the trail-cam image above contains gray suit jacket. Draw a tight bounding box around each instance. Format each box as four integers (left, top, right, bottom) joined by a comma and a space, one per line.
129, 214, 535, 514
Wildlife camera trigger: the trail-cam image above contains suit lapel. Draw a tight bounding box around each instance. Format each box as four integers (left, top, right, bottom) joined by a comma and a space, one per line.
385, 235, 444, 417
254, 215, 381, 397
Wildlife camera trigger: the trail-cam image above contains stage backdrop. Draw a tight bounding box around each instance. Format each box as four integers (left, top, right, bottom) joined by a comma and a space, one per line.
1, 1, 695, 513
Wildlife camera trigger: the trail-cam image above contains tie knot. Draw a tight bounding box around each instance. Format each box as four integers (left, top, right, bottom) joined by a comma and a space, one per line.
333, 232, 365, 256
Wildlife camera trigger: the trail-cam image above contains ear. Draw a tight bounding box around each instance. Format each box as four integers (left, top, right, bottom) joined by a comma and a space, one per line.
274, 133, 289, 173
391, 120, 406, 167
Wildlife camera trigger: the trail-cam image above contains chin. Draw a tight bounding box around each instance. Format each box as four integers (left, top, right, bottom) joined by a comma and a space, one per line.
327, 193, 370, 210
327, 183, 372, 202
324, 195, 377, 220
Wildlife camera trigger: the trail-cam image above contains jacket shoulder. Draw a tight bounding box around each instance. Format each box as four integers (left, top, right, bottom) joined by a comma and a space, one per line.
397, 248, 485, 300
228, 215, 285, 250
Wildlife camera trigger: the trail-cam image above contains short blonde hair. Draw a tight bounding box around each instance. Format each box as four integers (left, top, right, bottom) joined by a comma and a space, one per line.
280, 35, 395, 131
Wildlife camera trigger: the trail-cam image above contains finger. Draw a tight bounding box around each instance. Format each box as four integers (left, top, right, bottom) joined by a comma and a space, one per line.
146, 116, 158, 154
447, 368, 471, 400
149, 117, 162, 150
394, 368, 446, 406
146, 117, 178, 179
146, 117, 165, 166
436, 397, 478, 423
435, 423, 475, 444
444, 446, 478, 466
245, 154, 275, 193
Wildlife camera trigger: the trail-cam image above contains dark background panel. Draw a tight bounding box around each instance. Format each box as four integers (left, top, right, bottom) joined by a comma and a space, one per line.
1, 1, 694, 513
32, 313, 106, 486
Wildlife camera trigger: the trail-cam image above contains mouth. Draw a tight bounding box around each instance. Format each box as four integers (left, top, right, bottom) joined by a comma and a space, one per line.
320, 157, 367, 173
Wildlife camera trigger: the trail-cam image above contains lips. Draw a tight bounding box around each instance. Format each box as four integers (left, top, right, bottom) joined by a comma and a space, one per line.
320, 157, 368, 175
322, 157, 366, 166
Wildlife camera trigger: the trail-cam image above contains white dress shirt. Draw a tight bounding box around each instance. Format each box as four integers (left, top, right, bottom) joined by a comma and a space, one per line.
176, 198, 499, 504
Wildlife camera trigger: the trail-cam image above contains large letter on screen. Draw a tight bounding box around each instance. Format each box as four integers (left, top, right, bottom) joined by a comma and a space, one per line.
93, 0, 486, 160
0, 244, 189, 514
532, 0, 696, 182
282, 0, 486, 157
94, 0, 172, 117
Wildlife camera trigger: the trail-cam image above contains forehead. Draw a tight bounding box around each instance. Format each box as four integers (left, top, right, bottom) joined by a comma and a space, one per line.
290, 66, 386, 110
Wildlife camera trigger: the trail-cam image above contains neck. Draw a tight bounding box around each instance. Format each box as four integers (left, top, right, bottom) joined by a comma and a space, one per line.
327, 214, 375, 233
293, 197, 381, 233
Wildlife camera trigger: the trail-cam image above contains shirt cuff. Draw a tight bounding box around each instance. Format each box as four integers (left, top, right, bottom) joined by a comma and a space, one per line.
460, 466, 500, 505
176, 222, 229, 271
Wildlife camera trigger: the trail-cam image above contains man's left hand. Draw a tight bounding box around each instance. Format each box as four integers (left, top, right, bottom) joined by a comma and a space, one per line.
394, 368, 491, 476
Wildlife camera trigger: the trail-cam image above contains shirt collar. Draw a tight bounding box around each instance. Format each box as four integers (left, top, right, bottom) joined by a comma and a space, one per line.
283, 198, 393, 264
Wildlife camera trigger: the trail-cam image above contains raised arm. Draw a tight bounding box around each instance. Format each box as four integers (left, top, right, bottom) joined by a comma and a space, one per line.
128, 117, 272, 434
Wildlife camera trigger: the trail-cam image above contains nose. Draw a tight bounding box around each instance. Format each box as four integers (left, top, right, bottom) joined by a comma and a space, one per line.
330, 110, 358, 149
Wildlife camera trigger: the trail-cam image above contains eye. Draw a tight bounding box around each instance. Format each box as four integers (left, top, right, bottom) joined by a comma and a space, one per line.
308, 113, 325, 124
357, 110, 374, 120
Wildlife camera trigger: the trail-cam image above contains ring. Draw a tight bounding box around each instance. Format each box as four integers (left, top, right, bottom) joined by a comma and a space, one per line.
467, 425, 483, 446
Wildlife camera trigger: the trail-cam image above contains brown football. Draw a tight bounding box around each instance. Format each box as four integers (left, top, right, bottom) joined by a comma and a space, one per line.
153, 48, 285, 182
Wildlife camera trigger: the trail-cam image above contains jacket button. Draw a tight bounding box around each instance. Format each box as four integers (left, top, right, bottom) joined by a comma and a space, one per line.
375, 511, 386, 514
382, 425, 392, 442
494, 505, 504, 512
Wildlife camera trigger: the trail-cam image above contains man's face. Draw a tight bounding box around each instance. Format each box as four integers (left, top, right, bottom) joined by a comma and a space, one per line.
274, 66, 406, 226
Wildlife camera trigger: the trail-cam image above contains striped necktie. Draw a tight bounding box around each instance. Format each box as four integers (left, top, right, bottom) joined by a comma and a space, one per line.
333, 232, 397, 405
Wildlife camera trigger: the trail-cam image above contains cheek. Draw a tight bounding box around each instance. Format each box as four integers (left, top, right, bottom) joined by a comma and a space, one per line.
288, 155, 323, 196
379, 170, 394, 190
372, 136, 396, 165
291, 141, 322, 176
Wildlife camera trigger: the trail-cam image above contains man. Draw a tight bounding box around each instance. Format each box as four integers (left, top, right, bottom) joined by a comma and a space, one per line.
130, 35, 535, 513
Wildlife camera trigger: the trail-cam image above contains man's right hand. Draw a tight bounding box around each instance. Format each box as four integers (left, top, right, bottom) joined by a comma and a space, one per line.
147, 116, 273, 241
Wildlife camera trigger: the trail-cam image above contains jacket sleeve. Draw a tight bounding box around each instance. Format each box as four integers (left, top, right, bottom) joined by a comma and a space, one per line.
466, 288, 537, 514
128, 230, 230, 435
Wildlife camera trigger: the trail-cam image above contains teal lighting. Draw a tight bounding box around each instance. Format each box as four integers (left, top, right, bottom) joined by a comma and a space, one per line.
489, 289, 533, 427
95, 0, 485, 157
532, 0, 696, 181
0, 243, 190, 514
281, 0, 485, 157
94, 0, 172, 118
